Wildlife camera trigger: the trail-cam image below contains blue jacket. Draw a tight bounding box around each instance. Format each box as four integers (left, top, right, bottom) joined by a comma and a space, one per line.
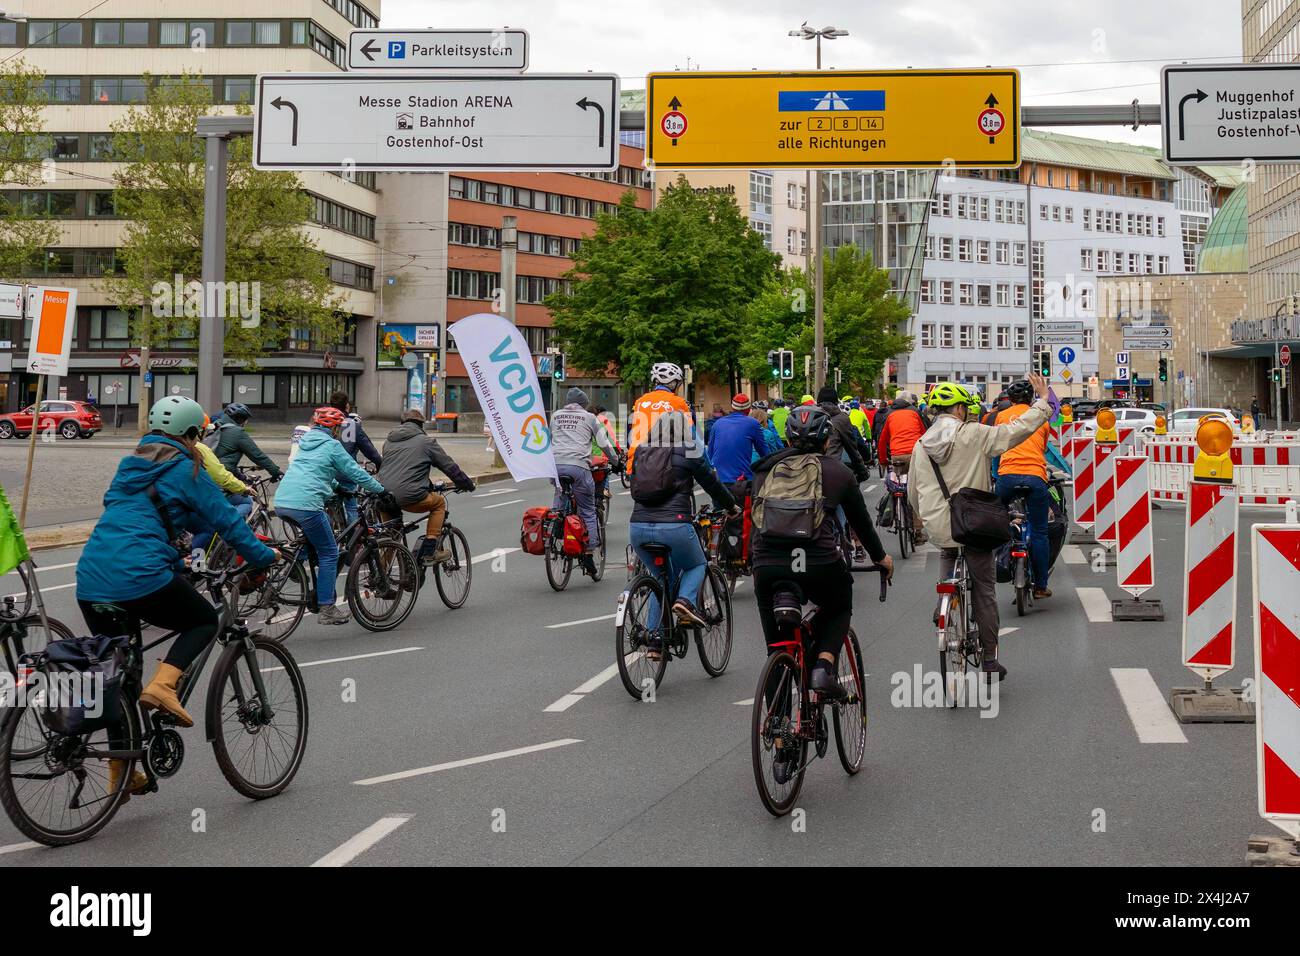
752, 420, 783, 462
274, 426, 385, 512
76, 435, 275, 603
706, 411, 768, 483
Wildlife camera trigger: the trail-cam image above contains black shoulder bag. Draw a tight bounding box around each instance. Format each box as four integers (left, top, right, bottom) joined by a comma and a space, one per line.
926, 445, 1012, 552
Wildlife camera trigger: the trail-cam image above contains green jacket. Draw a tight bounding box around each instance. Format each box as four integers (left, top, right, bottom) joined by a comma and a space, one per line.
211, 420, 282, 480
772, 406, 791, 440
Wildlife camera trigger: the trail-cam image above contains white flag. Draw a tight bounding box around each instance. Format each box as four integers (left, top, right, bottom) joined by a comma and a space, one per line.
449, 312, 557, 483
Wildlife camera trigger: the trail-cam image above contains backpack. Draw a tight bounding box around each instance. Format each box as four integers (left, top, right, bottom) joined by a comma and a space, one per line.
753, 454, 824, 543
520, 506, 548, 555
34, 634, 130, 736
202, 420, 227, 450
629, 444, 687, 506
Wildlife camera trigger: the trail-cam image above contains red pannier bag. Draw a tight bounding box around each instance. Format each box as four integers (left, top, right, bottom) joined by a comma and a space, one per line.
590, 453, 610, 486
561, 514, 588, 557
520, 506, 549, 555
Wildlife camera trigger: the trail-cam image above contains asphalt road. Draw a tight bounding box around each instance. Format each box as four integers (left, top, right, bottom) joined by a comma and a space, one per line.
0, 483, 1271, 866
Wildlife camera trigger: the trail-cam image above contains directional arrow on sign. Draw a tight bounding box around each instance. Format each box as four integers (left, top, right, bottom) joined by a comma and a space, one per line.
669, 95, 682, 111
272, 97, 299, 147
576, 96, 606, 148
361, 38, 381, 62
984, 92, 998, 143
1177, 88, 1207, 141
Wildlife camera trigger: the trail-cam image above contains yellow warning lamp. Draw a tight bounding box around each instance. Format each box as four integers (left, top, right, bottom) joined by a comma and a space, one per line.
1094, 407, 1118, 444
1193, 418, 1234, 482
1241, 413, 1256, 436
1154, 415, 1167, 436
1061, 404, 1073, 423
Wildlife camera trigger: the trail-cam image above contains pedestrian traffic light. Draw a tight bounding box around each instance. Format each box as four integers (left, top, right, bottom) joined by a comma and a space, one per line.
1037, 350, 1051, 377
1158, 357, 1168, 383
553, 353, 566, 383
767, 350, 780, 378
780, 349, 795, 380
1271, 367, 1282, 384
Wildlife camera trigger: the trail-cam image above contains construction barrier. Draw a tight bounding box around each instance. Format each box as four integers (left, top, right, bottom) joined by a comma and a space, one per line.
1071, 433, 1095, 530
1182, 481, 1237, 677
1146, 437, 1300, 506
1059, 421, 1081, 473
1114, 456, 1154, 596
1251, 524, 1300, 837
1094, 441, 1121, 548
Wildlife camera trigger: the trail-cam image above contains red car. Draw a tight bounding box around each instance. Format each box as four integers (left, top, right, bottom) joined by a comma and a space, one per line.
0, 400, 102, 440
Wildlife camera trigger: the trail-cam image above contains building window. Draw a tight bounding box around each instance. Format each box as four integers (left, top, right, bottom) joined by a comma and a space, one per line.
1013, 243, 1026, 266
921, 279, 934, 304
749, 172, 773, 217
995, 283, 1010, 307
1080, 287, 1093, 310
995, 241, 1009, 264
924, 236, 934, 259
959, 325, 974, 349
1014, 327, 1027, 350
42, 78, 82, 104
1083, 329, 1095, 351
958, 283, 973, 305
29, 21, 84, 46
751, 219, 772, 250
256, 22, 282, 45
1064, 206, 1074, 223
92, 77, 148, 104
1158, 256, 1169, 274
920, 324, 935, 347
957, 239, 972, 262
996, 325, 1010, 349
0, 21, 15, 45
1039, 203, 1048, 220
1083, 208, 1092, 231
88, 192, 116, 217
1014, 284, 1027, 308
223, 78, 254, 104
87, 308, 130, 348
939, 237, 953, 260
976, 240, 990, 264
1080, 248, 1093, 271
940, 325, 954, 348
940, 281, 954, 304
160, 21, 215, 47
978, 326, 992, 349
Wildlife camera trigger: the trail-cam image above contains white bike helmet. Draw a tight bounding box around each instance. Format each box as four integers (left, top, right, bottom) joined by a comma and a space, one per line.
649, 362, 684, 389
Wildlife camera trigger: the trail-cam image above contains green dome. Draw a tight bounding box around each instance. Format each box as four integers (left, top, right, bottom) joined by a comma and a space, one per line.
1198, 185, 1248, 274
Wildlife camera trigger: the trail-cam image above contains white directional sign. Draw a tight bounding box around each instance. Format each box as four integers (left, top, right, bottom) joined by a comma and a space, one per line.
1116, 366, 1130, 382
1123, 324, 1173, 350
254, 73, 619, 171
1116, 350, 1130, 366
1163, 64, 1300, 164
348, 29, 528, 72
0, 282, 22, 319
1033, 320, 1083, 335
1034, 333, 1082, 347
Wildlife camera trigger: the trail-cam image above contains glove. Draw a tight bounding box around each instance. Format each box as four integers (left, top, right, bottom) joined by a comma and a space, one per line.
456, 478, 476, 493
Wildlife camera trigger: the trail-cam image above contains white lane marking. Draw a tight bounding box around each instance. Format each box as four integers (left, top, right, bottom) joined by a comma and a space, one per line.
471, 547, 520, 564
865, 485, 878, 494
618, 490, 632, 497
264, 647, 423, 673
733, 698, 754, 706
354, 738, 583, 786
998, 626, 1019, 636
1110, 668, 1187, 744
481, 498, 525, 511
1076, 587, 1113, 623
5, 581, 75, 599
731, 578, 746, 591
473, 487, 517, 498
311, 815, 413, 867
545, 613, 616, 629
1062, 545, 1087, 565
573, 662, 621, 694
543, 694, 585, 713
0, 841, 39, 856
6, 561, 75, 576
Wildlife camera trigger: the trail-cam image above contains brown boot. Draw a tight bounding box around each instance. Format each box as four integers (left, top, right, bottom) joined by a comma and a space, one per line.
108, 759, 148, 803
138, 663, 194, 728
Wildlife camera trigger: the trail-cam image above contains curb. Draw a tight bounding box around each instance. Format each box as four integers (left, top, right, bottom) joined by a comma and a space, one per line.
23, 469, 517, 553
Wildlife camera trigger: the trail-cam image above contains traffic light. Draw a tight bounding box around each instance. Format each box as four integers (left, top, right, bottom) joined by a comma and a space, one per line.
1158, 357, 1168, 383
553, 353, 566, 383
780, 349, 795, 380
767, 350, 780, 379
1037, 350, 1051, 377
1271, 367, 1282, 384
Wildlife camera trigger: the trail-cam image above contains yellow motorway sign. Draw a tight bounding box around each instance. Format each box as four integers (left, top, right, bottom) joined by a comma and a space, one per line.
647, 69, 1020, 169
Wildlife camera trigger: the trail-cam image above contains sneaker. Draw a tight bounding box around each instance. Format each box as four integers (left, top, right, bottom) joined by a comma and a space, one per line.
809, 661, 846, 700
1033, 587, 1052, 599
672, 598, 708, 628
318, 603, 351, 625
913, 529, 929, 545
982, 658, 1008, 680
578, 553, 598, 576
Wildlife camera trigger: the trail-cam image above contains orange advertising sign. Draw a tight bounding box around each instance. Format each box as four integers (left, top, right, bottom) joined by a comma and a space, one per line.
26, 286, 77, 376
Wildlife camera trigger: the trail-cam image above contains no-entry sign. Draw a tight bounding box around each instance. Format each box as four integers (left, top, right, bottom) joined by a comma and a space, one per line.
1282, 344, 1292, 367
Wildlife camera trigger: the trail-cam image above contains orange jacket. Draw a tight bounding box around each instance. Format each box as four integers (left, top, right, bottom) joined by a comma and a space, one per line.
627, 388, 694, 467
994, 404, 1048, 481
878, 407, 925, 467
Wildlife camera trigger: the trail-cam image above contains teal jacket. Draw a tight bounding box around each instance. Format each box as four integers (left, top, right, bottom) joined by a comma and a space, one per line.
274, 426, 384, 513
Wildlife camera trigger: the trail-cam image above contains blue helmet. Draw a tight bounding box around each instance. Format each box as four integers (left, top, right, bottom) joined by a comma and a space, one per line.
223, 402, 251, 422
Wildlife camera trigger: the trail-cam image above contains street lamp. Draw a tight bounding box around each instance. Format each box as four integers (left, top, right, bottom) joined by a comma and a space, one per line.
789, 22, 848, 391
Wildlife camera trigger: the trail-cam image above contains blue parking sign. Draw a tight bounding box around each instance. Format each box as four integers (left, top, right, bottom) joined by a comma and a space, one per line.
1058, 346, 1076, 365
388, 41, 406, 59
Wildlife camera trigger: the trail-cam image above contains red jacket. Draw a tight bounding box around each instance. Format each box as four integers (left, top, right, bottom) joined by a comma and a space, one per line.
878, 407, 926, 467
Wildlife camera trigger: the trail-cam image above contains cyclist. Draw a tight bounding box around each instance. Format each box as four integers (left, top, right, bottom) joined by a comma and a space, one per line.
816, 386, 871, 482
751, 405, 892, 699
905, 374, 1053, 680
848, 399, 870, 441
76, 396, 279, 794
377, 408, 476, 565
275, 406, 388, 625
627, 362, 694, 467
628, 410, 736, 647
210, 402, 283, 483
192, 416, 254, 553
327, 389, 383, 470
876, 391, 927, 478
551, 387, 621, 576
706, 393, 769, 486
993, 379, 1054, 600
751, 401, 784, 460
771, 398, 791, 444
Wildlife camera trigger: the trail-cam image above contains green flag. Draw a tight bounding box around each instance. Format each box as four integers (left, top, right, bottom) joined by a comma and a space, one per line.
0, 483, 30, 577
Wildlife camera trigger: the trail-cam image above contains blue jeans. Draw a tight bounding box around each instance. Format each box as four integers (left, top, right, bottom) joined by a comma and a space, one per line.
630, 521, 708, 625
554, 464, 600, 550
995, 474, 1051, 589
192, 493, 252, 553
277, 506, 339, 606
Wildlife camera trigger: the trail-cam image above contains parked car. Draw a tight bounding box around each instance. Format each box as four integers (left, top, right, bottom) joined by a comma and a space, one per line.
1067, 399, 1101, 420
1079, 407, 1160, 435
0, 400, 102, 440
1167, 407, 1240, 434
1139, 402, 1168, 415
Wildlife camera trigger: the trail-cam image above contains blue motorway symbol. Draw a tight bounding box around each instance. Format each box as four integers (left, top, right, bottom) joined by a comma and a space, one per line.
388, 41, 407, 59
777, 90, 885, 112
1058, 346, 1076, 365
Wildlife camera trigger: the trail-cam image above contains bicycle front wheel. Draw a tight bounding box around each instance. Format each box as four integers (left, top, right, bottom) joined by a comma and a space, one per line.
210, 636, 308, 799
590, 515, 607, 583
346, 540, 420, 632
233, 558, 308, 643
433, 526, 473, 609
695, 565, 733, 677
833, 629, 867, 774
615, 575, 668, 699
751, 651, 808, 817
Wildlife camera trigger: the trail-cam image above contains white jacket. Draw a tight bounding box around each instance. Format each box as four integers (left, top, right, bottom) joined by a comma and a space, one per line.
906, 400, 1051, 548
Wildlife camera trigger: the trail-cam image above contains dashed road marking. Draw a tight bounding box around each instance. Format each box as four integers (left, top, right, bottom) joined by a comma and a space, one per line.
545, 613, 616, 629
733, 698, 754, 706
1110, 668, 1187, 744
481, 498, 525, 511
311, 815, 413, 866
1062, 545, 1087, 565
354, 738, 583, 785
473, 487, 518, 498
471, 547, 520, 564
0, 841, 39, 856
1076, 587, 1113, 623
264, 647, 424, 673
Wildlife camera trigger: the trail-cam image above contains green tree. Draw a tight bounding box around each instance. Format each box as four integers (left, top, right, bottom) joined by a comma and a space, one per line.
738, 266, 810, 393
0, 61, 59, 280
547, 177, 780, 385
102, 74, 342, 367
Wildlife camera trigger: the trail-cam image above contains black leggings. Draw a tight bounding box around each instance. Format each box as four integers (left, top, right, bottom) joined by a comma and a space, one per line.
79, 576, 218, 671
753, 562, 854, 660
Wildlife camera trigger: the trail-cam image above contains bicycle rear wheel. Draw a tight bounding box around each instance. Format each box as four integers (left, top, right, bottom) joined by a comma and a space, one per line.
939, 593, 968, 708
7, 616, 75, 761
833, 629, 867, 774
615, 575, 668, 699
0, 692, 140, 846
346, 539, 419, 632
752, 651, 808, 816
0, 564, 33, 622
895, 498, 911, 559
233, 558, 308, 643
210, 636, 308, 799
545, 542, 572, 592
695, 565, 733, 677
589, 514, 608, 583
434, 526, 473, 609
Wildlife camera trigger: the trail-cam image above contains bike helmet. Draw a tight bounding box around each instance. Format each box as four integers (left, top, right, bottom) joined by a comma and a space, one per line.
312, 406, 346, 429
649, 362, 684, 388
925, 382, 974, 410
1006, 379, 1034, 405
785, 405, 832, 451
149, 396, 207, 437
223, 402, 251, 422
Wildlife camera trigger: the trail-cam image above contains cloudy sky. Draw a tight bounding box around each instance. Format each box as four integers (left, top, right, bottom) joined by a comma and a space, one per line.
382, 0, 1244, 147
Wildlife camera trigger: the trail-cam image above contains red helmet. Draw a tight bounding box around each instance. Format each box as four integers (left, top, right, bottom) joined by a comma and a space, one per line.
312, 406, 346, 428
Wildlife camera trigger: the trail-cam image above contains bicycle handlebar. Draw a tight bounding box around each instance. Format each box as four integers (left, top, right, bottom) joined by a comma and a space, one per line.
851, 562, 892, 603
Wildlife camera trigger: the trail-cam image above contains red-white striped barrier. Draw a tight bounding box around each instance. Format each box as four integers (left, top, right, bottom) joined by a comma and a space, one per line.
1144, 438, 1300, 506
1060, 421, 1082, 473
1251, 525, 1300, 836
1182, 481, 1237, 677
1114, 456, 1154, 596
1071, 434, 1096, 530
1094, 441, 1121, 547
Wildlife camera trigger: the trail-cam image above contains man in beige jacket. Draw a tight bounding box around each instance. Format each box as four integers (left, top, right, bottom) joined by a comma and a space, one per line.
907, 372, 1052, 680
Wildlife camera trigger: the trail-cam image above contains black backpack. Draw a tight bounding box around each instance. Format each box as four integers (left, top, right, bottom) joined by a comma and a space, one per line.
35, 634, 130, 736
630, 444, 688, 506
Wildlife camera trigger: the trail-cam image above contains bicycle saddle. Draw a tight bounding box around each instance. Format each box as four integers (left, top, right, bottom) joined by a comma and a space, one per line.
770, 583, 805, 629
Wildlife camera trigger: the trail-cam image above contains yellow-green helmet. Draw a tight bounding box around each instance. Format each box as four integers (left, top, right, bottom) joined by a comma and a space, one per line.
926, 381, 974, 410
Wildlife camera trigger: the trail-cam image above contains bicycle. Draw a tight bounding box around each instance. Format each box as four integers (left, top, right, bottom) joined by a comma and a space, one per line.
751, 563, 889, 816
545, 474, 607, 591
614, 509, 733, 699
1006, 492, 1034, 617
696, 504, 746, 595
401, 482, 473, 610
0, 566, 308, 847
935, 548, 992, 707
887, 464, 917, 559
1, 564, 77, 762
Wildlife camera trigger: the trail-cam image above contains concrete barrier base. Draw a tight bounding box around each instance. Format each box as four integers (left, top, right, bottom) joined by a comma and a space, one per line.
1170, 686, 1255, 724
1246, 834, 1300, 866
